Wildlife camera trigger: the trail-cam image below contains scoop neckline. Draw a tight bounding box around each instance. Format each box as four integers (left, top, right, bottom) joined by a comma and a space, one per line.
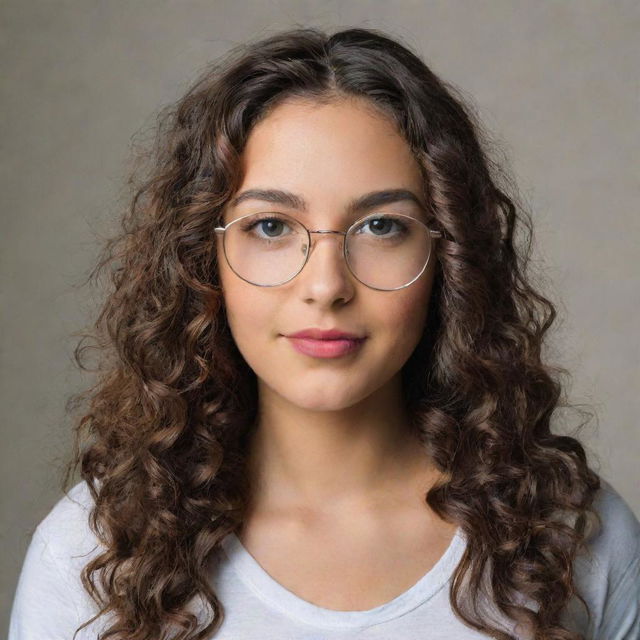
219, 526, 467, 629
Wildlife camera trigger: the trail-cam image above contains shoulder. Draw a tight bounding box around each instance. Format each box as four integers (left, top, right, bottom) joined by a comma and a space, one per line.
9, 481, 105, 640
34, 480, 102, 567
562, 477, 640, 639
586, 477, 640, 577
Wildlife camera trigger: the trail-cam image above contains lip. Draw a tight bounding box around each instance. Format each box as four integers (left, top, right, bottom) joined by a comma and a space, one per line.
286, 336, 366, 358
286, 328, 365, 340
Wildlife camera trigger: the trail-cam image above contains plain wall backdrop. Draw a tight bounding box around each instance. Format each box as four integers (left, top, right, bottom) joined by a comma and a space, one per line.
1, 0, 638, 631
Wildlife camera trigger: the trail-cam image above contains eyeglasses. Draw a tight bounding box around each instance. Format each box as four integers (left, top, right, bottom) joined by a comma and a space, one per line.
214, 211, 443, 291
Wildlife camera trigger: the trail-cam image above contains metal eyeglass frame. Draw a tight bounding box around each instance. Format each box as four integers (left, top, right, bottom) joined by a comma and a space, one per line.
214, 211, 443, 291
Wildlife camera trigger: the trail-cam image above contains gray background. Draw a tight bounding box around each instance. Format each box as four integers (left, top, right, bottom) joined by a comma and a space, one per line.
1, 0, 638, 629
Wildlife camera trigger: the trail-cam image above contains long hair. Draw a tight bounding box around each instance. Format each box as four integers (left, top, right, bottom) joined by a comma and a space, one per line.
62, 26, 602, 640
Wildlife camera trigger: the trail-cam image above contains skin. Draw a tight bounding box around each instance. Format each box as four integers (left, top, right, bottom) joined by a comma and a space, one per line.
217, 96, 457, 609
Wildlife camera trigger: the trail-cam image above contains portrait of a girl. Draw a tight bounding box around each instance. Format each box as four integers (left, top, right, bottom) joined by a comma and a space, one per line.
8, 25, 639, 640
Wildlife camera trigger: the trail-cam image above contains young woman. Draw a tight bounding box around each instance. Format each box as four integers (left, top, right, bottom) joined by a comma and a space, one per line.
9, 26, 639, 640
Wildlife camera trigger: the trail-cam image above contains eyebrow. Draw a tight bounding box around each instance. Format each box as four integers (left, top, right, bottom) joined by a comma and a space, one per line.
229, 188, 427, 215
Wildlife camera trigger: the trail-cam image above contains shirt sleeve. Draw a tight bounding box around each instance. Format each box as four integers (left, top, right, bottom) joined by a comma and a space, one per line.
584, 478, 640, 640
595, 552, 640, 639
8, 527, 83, 640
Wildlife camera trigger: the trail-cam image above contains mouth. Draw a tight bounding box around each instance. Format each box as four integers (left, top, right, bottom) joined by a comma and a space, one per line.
284, 336, 367, 359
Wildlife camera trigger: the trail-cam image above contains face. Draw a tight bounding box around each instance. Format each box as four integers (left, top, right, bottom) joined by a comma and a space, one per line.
217, 96, 438, 412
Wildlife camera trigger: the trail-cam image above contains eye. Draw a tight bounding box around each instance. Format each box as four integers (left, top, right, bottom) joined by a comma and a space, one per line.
353, 215, 410, 238
239, 214, 294, 239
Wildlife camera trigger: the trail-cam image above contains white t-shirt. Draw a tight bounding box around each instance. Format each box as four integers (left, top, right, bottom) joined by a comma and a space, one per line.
8, 477, 640, 639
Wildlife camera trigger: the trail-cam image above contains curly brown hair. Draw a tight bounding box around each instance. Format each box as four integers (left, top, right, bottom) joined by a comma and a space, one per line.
61, 26, 602, 640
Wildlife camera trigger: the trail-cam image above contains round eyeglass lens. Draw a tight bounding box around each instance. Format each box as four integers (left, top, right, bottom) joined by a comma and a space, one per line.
347, 214, 431, 290
223, 213, 308, 286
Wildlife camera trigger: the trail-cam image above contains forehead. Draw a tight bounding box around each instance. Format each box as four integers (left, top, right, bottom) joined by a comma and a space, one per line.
227, 98, 426, 219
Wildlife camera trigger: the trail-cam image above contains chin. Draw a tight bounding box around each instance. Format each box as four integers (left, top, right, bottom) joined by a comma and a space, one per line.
286, 382, 372, 411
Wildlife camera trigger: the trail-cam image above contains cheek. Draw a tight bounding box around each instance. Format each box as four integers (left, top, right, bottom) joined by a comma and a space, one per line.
219, 263, 258, 340
220, 279, 283, 379
388, 273, 433, 329
224, 286, 268, 346
378, 278, 433, 354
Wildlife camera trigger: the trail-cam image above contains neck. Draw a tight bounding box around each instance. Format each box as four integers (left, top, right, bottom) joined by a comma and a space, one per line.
244, 373, 438, 516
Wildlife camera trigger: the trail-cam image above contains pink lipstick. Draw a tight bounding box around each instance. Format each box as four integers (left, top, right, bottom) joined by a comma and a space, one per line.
287, 336, 366, 358
284, 327, 367, 359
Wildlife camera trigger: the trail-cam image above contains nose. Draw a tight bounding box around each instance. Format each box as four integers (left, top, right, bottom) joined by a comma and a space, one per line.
295, 230, 356, 304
